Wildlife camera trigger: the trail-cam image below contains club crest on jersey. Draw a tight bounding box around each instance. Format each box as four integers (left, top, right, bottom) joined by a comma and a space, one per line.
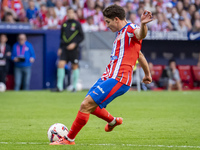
71, 23, 76, 31
63, 23, 67, 27
111, 56, 118, 60
127, 32, 134, 38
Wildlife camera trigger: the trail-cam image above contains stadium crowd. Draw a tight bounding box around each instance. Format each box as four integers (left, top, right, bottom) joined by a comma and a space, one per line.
0, 0, 200, 32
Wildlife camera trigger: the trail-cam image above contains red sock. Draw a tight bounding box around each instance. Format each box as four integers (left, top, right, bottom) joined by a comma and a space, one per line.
67, 111, 90, 140
91, 107, 114, 123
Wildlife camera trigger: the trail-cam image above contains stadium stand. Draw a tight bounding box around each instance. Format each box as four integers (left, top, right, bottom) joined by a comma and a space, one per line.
0, 0, 199, 32
192, 65, 200, 88
177, 65, 193, 89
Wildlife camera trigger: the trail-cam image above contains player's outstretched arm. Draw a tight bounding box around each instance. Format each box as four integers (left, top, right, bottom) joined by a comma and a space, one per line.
134, 10, 153, 40
138, 51, 152, 84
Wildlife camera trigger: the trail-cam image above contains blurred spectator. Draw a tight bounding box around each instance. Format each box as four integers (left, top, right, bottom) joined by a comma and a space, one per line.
151, 13, 172, 31
30, 4, 48, 29
144, 0, 156, 14
171, 0, 178, 7
0, 34, 11, 84
93, 5, 104, 25
39, 3, 48, 20
77, 7, 86, 24
83, 0, 96, 19
194, 11, 200, 21
95, 0, 104, 9
22, 0, 29, 11
4, 12, 16, 23
139, 0, 145, 9
166, 59, 182, 91
46, 0, 56, 7
169, 7, 179, 30
54, 0, 66, 23
192, 19, 200, 32
11, 34, 35, 91
26, 0, 39, 20
127, 11, 140, 26
176, 1, 184, 15
68, 0, 82, 11
155, 3, 163, 13
43, 7, 59, 29
181, 10, 192, 30
194, 0, 200, 11
103, 0, 112, 8
197, 61, 200, 67
126, 1, 134, 20
175, 16, 188, 32
82, 16, 99, 32
113, 0, 126, 6
34, 0, 46, 10
188, 4, 197, 24
183, 0, 190, 11
2, 0, 26, 22
165, 2, 173, 19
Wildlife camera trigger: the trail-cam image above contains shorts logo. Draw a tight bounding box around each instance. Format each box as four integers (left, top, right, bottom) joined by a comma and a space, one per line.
97, 86, 105, 94
93, 91, 98, 95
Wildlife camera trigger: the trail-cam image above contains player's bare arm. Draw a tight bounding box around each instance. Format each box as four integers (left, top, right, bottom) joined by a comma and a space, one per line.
134, 10, 153, 40
138, 51, 152, 84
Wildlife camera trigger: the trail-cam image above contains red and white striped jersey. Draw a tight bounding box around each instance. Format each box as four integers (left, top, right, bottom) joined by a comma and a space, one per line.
101, 23, 142, 86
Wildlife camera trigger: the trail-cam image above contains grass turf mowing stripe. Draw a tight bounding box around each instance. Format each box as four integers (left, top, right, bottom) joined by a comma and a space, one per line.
0, 142, 200, 148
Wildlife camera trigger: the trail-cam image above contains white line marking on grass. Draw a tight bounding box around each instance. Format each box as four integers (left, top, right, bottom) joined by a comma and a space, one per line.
0, 142, 200, 148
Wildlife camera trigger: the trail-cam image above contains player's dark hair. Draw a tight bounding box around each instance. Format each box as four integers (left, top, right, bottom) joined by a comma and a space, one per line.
103, 4, 125, 20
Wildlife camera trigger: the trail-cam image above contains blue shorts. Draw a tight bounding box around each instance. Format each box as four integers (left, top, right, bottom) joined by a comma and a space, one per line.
86, 78, 130, 109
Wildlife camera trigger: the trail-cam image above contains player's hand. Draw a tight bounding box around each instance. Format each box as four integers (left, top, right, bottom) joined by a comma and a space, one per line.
30, 57, 35, 63
66, 43, 77, 50
142, 75, 152, 84
57, 48, 62, 56
6, 52, 11, 57
141, 10, 153, 25
13, 57, 19, 62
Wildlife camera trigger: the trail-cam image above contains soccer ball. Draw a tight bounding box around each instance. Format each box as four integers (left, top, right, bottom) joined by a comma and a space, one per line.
0, 82, 6, 92
47, 123, 69, 142
76, 82, 83, 91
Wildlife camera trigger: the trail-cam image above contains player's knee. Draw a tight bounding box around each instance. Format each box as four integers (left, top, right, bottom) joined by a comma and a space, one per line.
58, 61, 66, 68
72, 64, 78, 70
80, 97, 97, 113
80, 100, 89, 112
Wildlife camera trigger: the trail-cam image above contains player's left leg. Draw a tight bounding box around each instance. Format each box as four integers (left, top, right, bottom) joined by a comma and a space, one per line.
50, 95, 98, 145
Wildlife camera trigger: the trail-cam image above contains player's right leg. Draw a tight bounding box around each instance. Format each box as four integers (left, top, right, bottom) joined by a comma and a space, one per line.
91, 107, 123, 132
88, 78, 130, 132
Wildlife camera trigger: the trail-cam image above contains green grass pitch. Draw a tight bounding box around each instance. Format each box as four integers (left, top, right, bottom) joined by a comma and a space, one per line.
0, 90, 200, 150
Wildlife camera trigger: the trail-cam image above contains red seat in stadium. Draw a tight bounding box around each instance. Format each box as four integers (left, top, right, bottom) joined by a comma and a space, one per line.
5, 75, 14, 90
152, 65, 163, 82
191, 66, 200, 87
177, 65, 193, 89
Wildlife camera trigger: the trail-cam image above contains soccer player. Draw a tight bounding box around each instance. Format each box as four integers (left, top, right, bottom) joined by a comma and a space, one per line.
50, 4, 153, 145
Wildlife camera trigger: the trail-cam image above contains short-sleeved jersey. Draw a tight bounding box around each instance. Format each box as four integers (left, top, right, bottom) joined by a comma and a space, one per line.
101, 23, 142, 86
